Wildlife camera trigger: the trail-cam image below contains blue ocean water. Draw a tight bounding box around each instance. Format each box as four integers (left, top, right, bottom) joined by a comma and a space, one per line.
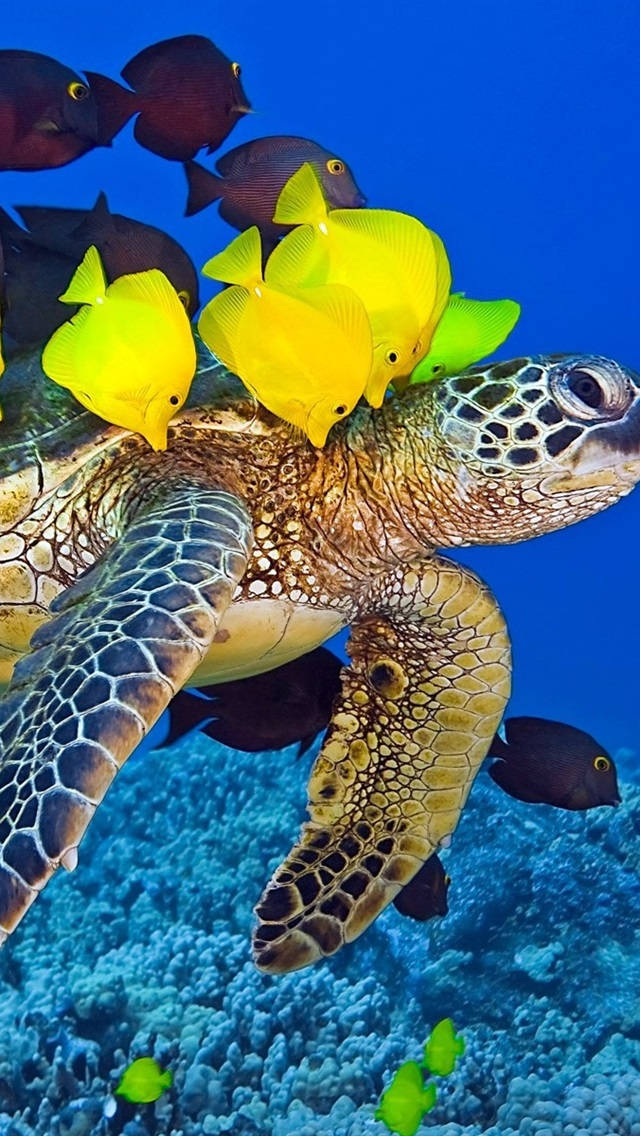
1, 1, 640, 1133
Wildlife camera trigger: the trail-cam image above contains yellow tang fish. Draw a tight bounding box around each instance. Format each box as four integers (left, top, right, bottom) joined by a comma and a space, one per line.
197, 226, 372, 447
375, 1061, 437, 1136
42, 245, 196, 450
116, 1057, 173, 1104
410, 293, 521, 384
265, 162, 451, 408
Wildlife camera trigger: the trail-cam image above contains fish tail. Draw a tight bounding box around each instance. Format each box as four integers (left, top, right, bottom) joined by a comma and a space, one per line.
184, 160, 225, 217
160, 1070, 173, 1089
58, 245, 107, 306
84, 71, 139, 145
486, 730, 509, 758
202, 227, 263, 287
273, 162, 329, 226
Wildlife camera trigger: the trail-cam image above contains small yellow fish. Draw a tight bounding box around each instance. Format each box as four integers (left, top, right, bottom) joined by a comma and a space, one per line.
266, 162, 451, 408
197, 226, 372, 447
42, 245, 196, 450
409, 294, 521, 384
375, 1060, 437, 1136
115, 1057, 173, 1104
422, 1018, 466, 1076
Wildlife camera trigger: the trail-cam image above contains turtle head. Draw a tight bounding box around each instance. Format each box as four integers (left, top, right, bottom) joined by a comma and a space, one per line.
413, 353, 640, 544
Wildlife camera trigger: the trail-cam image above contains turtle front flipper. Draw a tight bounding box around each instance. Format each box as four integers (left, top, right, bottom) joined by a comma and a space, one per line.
0, 484, 252, 943
253, 556, 511, 973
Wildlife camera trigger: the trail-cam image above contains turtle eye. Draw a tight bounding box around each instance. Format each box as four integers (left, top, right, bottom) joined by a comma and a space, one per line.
385, 349, 399, 366
326, 158, 345, 175
67, 81, 90, 101
593, 755, 611, 772
169, 395, 181, 406
231, 62, 242, 79
568, 370, 604, 409
177, 290, 190, 310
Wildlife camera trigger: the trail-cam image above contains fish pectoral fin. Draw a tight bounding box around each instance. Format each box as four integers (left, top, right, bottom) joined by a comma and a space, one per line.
41, 311, 92, 391
293, 283, 372, 363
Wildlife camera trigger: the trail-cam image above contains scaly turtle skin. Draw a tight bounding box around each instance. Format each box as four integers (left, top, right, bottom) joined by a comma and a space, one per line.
0, 348, 638, 973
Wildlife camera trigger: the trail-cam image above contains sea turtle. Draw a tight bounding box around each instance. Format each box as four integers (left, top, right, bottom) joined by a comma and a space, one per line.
0, 346, 638, 973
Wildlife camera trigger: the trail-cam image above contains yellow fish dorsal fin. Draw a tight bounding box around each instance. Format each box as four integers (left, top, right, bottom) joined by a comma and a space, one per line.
202, 227, 263, 288
331, 207, 451, 311
264, 223, 329, 289
41, 306, 93, 393
107, 267, 186, 322
273, 162, 329, 227
443, 294, 521, 357
197, 285, 252, 377
294, 282, 373, 362
59, 245, 107, 306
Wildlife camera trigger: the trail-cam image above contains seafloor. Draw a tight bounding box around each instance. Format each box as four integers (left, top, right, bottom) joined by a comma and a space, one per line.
0, 728, 639, 1136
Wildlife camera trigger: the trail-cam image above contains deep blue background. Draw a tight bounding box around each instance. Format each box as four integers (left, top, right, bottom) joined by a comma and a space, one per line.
3, 0, 639, 750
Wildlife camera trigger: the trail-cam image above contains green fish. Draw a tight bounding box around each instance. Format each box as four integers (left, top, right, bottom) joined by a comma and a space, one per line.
409, 294, 521, 383
375, 1060, 437, 1136
115, 1057, 173, 1104
422, 1018, 465, 1076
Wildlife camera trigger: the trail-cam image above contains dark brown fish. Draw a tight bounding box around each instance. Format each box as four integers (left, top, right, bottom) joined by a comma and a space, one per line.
14, 193, 199, 315
0, 209, 75, 351
160, 647, 343, 755
85, 34, 250, 161
393, 854, 450, 922
487, 717, 621, 810
0, 50, 100, 170
184, 136, 366, 248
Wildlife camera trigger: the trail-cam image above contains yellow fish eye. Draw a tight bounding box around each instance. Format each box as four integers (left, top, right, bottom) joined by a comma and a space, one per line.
169, 395, 181, 406
326, 159, 345, 175
385, 349, 399, 366
177, 290, 190, 310
593, 755, 611, 772
67, 81, 90, 101
431, 362, 446, 377
231, 62, 242, 79
334, 404, 347, 415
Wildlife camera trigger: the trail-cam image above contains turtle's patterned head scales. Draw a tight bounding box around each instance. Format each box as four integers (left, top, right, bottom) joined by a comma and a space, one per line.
394, 354, 640, 546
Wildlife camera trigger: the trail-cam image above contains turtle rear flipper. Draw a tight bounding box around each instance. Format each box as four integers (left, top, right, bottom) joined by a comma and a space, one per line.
0, 483, 252, 942
253, 557, 511, 973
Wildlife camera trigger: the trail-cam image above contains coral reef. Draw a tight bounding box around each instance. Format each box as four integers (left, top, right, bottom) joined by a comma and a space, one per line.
0, 727, 639, 1135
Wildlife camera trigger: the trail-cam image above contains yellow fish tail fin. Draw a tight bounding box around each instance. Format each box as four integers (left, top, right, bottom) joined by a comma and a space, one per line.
202, 227, 263, 288
264, 224, 328, 289
108, 268, 188, 324
447, 295, 521, 358
197, 286, 251, 377
160, 1070, 173, 1090
273, 162, 329, 227
59, 245, 107, 306
41, 307, 92, 392
297, 283, 372, 365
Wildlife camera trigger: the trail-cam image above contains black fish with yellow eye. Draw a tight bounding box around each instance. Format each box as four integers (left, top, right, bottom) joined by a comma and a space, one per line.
0, 50, 101, 171
393, 853, 450, 922
487, 717, 621, 810
0, 198, 199, 354
159, 647, 344, 756
14, 193, 199, 316
85, 34, 250, 161
184, 135, 366, 247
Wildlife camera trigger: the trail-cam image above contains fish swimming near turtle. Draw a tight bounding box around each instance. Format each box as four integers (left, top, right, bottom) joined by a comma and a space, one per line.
86, 34, 250, 160
487, 717, 621, 809
422, 1018, 465, 1076
408, 293, 521, 384
116, 1057, 172, 1104
375, 1061, 437, 1136
0, 49, 102, 170
184, 134, 365, 252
